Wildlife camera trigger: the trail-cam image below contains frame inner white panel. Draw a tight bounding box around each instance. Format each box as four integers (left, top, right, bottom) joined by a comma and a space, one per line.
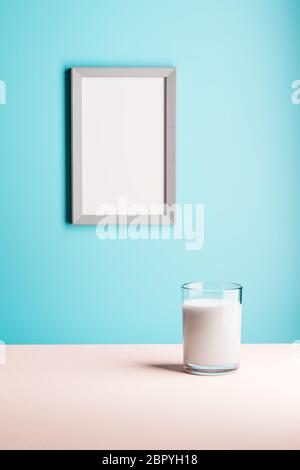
81, 77, 165, 215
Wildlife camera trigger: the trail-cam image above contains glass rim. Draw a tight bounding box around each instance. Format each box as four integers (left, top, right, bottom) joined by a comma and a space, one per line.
181, 281, 242, 292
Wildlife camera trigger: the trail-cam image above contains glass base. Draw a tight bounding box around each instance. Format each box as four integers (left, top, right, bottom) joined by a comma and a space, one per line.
184, 362, 239, 376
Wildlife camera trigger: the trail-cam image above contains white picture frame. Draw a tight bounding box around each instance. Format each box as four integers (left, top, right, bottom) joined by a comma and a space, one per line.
71, 67, 176, 225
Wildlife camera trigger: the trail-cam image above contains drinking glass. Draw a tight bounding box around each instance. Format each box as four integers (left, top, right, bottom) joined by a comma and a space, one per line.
182, 282, 243, 375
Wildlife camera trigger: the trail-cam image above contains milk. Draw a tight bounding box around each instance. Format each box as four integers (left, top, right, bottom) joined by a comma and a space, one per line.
183, 298, 242, 366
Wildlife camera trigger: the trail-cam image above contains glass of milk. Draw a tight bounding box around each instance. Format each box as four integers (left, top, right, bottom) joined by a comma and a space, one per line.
182, 282, 243, 375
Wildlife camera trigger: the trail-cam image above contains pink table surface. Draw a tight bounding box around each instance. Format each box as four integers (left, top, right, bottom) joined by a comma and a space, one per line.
0, 344, 299, 450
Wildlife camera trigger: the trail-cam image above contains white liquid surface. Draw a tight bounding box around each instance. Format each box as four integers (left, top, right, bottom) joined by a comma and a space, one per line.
183, 298, 242, 366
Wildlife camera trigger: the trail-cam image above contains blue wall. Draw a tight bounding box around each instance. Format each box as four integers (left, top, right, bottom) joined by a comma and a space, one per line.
0, 0, 300, 343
